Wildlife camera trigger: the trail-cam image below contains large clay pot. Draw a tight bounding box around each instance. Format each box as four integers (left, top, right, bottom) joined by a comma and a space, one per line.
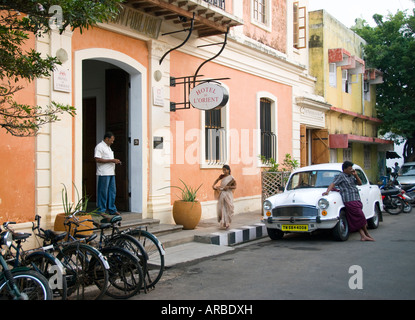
172, 201, 202, 230
54, 213, 94, 237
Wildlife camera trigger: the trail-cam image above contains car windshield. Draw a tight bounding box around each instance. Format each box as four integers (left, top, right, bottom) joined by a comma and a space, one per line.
401, 165, 415, 176
287, 170, 340, 190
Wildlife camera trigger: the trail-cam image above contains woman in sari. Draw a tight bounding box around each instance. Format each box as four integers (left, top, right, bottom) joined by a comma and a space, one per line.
212, 165, 237, 229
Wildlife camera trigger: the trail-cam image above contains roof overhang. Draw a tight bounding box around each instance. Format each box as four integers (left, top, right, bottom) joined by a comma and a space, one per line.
328, 48, 365, 74
124, 0, 243, 37
328, 48, 352, 67
365, 68, 384, 84
329, 134, 393, 149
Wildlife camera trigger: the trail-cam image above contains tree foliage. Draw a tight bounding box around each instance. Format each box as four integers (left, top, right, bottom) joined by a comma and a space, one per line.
0, 0, 123, 136
353, 9, 415, 142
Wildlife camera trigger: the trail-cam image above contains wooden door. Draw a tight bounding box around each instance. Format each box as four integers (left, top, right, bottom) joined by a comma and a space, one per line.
311, 129, 330, 164
300, 125, 307, 167
106, 69, 129, 212
82, 97, 97, 203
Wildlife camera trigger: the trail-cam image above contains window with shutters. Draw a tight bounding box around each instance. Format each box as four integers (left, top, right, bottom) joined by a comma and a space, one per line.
293, 2, 307, 49
343, 145, 352, 161
329, 63, 337, 87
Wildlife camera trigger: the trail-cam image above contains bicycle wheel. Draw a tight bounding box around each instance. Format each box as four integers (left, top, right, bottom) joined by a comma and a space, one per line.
101, 246, 143, 299
0, 269, 53, 300
57, 243, 109, 300
25, 251, 68, 300
126, 229, 165, 288
107, 234, 149, 289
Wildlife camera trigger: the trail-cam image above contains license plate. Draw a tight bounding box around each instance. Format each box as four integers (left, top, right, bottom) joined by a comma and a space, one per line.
281, 225, 309, 232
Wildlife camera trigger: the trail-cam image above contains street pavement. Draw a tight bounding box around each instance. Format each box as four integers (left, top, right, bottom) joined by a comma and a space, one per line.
132, 207, 415, 301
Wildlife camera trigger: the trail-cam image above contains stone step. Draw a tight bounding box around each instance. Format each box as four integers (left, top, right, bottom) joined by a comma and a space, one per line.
194, 223, 267, 246
115, 213, 191, 248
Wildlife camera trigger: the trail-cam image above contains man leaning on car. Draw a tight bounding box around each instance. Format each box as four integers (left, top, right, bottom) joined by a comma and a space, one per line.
323, 161, 375, 242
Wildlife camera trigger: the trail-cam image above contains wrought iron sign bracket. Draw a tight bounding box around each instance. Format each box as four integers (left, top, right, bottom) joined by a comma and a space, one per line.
193, 26, 229, 87
161, 14, 230, 112
159, 13, 195, 65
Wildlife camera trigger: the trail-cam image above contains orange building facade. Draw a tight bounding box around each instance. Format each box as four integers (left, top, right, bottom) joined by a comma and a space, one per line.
1, 0, 324, 231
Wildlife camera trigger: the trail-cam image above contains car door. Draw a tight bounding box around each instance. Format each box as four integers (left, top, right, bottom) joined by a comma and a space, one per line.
355, 169, 371, 217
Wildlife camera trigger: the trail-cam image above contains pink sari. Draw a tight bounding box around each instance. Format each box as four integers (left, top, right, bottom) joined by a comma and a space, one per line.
216, 175, 235, 228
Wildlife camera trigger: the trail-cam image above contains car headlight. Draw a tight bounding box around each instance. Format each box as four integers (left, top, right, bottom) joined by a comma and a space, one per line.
263, 200, 272, 211
318, 198, 329, 209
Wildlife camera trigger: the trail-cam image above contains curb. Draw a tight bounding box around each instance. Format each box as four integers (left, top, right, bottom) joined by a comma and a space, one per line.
194, 223, 267, 246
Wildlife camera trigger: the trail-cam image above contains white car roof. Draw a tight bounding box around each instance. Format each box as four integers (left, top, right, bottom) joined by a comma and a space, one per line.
292, 163, 362, 174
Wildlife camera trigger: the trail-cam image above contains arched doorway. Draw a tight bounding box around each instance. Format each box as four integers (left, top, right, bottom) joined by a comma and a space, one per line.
74, 49, 147, 216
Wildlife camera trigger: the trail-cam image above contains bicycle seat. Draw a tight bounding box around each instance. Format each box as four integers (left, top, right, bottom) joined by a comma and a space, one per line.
100, 215, 122, 225
381, 189, 400, 196
74, 233, 97, 242
12, 232, 31, 241
43, 229, 67, 242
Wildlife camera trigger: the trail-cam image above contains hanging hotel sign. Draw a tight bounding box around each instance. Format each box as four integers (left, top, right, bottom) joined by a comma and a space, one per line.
111, 5, 162, 39
189, 82, 229, 111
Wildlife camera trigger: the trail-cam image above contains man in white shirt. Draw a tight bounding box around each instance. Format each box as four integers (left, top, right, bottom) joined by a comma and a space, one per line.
94, 132, 121, 215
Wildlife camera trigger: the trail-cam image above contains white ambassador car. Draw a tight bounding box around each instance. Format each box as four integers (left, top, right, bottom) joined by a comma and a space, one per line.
262, 163, 383, 241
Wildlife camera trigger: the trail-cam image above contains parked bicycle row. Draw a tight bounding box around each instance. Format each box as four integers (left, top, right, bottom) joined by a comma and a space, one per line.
0, 212, 165, 300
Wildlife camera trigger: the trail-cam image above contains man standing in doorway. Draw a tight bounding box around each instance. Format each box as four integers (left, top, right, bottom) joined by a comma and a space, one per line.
95, 132, 121, 215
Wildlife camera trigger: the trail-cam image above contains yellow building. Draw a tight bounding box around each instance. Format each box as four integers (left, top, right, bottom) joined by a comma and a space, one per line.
308, 10, 392, 182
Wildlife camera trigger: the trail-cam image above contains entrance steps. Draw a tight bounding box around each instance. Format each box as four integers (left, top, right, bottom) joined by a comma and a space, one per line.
118, 210, 267, 249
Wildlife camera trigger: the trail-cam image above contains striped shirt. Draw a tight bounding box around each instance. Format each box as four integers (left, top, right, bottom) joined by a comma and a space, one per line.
332, 172, 361, 203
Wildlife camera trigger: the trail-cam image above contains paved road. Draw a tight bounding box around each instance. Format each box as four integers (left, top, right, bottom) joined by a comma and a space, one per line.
134, 209, 415, 301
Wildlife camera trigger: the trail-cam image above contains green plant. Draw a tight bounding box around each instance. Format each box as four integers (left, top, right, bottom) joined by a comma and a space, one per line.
61, 183, 97, 216
163, 179, 202, 202
282, 153, 299, 172
259, 155, 280, 172
259, 154, 299, 172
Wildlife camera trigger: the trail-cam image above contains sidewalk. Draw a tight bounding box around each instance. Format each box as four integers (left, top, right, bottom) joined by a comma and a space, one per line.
152, 210, 267, 267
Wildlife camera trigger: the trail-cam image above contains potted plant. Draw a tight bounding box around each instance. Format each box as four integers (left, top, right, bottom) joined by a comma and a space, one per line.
167, 179, 202, 230
54, 183, 97, 236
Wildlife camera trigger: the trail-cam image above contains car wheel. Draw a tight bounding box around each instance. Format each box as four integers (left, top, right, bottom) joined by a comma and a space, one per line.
367, 204, 380, 229
332, 211, 349, 241
267, 228, 284, 240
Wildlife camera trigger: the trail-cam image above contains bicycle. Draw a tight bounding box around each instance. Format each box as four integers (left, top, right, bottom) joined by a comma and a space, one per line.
32, 215, 110, 300
0, 224, 53, 300
66, 214, 145, 299
3, 221, 67, 300
100, 214, 165, 288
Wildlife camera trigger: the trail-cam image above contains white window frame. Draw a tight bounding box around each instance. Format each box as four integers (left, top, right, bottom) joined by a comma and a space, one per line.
256, 91, 278, 167
329, 63, 337, 88
342, 69, 352, 94
251, 0, 272, 32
